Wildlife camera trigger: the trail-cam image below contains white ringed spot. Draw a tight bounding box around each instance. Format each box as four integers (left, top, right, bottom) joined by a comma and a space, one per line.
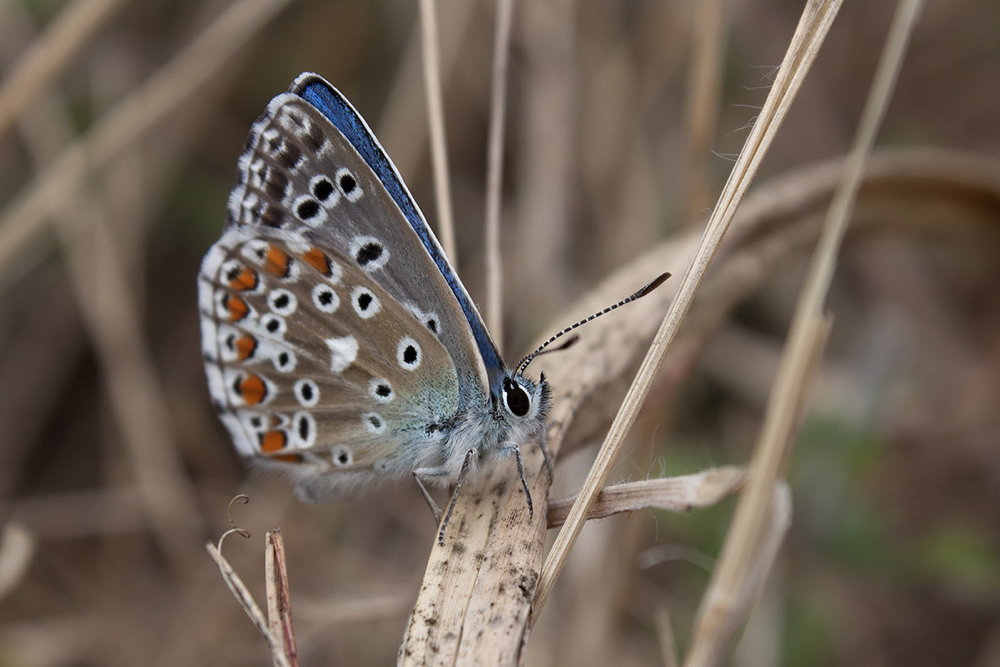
330, 445, 353, 467
268, 289, 297, 315
396, 336, 421, 371
369, 379, 395, 404
335, 167, 363, 202
291, 411, 317, 448
260, 313, 286, 337
351, 286, 380, 319
273, 348, 296, 373
312, 284, 340, 313
351, 235, 389, 271
362, 412, 386, 435
292, 194, 327, 226
293, 379, 320, 407
309, 174, 341, 207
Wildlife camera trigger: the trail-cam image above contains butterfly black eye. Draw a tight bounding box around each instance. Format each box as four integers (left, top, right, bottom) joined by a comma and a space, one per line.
503, 377, 530, 417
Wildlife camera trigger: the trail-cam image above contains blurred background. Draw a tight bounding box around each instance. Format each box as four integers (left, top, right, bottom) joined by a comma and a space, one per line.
1, 1, 999, 665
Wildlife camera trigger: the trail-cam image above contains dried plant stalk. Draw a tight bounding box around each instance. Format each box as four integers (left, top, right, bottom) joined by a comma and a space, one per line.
0, 0, 127, 137
546, 467, 747, 528
265, 530, 299, 667
208, 537, 291, 667
14, 50, 197, 562
484, 0, 516, 346
0, 0, 291, 285
394, 141, 1000, 664
418, 0, 458, 263
685, 3, 924, 663
534, 0, 844, 620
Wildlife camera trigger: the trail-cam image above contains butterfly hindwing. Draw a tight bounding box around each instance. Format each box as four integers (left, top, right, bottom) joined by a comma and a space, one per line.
199, 225, 460, 499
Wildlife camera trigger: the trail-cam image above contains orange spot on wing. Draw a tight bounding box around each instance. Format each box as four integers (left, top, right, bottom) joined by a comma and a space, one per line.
225, 295, 250, 321
260, 429, 287, 452
235, 334, 257, 360
229, 267, 258, 291
240, 374, 267, 405
260, 429, 300, 462
264, 245, 291, 277
301, 246, 331, 276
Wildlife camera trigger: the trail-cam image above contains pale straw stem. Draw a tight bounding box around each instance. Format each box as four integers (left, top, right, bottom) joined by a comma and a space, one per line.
532, 0, 845, 620
418, 0, 458, 264
484, 0, 515, 349
685, 2, 923, 664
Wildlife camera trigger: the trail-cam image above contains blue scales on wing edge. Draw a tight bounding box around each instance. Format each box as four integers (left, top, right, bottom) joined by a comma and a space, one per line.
292, 73, 505, 382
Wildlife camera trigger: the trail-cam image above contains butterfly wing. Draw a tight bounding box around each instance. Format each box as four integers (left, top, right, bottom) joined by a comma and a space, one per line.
199, 226, 461, 499
199, 78, 496, 499
290, 73, 506, 402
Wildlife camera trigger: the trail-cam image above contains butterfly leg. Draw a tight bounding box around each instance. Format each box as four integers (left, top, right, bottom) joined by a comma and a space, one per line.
412, 472, 443, 523
502, 445, 534, 521
416, 449, 476, 546
538, 427, 555, 480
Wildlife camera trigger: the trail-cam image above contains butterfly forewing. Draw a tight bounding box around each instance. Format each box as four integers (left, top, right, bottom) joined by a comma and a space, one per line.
226, 92, 489, 405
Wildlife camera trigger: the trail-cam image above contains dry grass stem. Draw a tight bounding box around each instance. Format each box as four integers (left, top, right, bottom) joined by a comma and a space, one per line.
687, 483, 794, 667
3, 4, 996, 664
655, 606, 679, 667
484, 0, 516, 347
0, 0, 127, 138
207, 539, 292, 667
418, 0, 457, 264
685, 3, 924, 664
13, 55, 198, 561
0, 523, 34, 601
0, 0, 291, 285
265, 530, 299, 667
377, 3, 476, 178
533, 0, 844, 620
546, 467, 747, 528
681, 0, 724, 228
397, 142, 1000, 664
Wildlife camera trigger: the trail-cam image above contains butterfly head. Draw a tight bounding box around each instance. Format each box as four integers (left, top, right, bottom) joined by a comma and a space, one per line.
496, 371, 550, 430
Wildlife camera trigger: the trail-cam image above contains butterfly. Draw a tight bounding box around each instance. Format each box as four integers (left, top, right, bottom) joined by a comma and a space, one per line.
198, 72, 559, 538
199, 73, 667, 543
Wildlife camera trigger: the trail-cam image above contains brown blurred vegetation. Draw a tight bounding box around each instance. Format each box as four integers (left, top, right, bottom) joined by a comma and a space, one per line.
0, 1, 998, 665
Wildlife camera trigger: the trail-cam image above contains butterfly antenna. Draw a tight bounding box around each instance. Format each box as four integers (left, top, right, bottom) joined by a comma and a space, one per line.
515, 272, 671, 375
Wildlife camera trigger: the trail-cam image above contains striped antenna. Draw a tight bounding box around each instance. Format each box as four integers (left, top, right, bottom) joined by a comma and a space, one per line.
514, 272, 671, 376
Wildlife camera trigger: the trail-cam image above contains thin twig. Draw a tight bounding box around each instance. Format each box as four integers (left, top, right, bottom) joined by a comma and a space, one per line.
14, 41, 199, 562
685, 2, 924, 664
546, 467, 746, 528
0, 0, 127, 138
484, 0, 515, 348
207, 541, 291, 667
418, 0, 458, 264
681, 0, 724, 228
265, 530, 299, 667
0, 0, 292, 286
533, 0, 845, 620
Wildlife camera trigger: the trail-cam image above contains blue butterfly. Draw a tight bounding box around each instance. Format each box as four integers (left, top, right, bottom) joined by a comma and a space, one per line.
199, 73, 550, 539
199, 73, 667, 542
